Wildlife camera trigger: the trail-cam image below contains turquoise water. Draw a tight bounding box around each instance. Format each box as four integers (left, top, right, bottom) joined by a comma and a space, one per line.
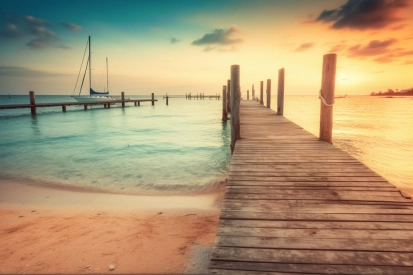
0, 95, 230, 195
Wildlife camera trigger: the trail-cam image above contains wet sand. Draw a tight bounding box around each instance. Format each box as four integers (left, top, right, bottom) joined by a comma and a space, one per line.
0, 180, 224, 274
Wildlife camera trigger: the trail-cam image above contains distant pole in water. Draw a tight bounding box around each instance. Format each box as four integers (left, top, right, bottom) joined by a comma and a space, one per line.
277, 68, 285, 116
29, 91, 36, 116
152, 93, 154, 105
230, 65, 241, 154
166, 93, 169, 105
121, 91, 125, 107
319, 53, 337, 144
260, 81, 263, 105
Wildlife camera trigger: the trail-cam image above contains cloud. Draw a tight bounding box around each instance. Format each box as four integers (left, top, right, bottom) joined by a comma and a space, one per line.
294, 43, 314, 52
0, 66, 67, 77
192, 25, 243, 51
391, 23, 407, 30
0, 14, 72, 49
347, 38, 397, 57
316, 0, 409, 30
403, 60, 413, 65
62, 22, 82, 32
0, 23, 21, 39
328, 44, 347, 53
170, 37, 181, 44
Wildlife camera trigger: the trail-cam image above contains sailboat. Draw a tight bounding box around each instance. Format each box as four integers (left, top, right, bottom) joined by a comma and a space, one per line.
74, 36, 115, 102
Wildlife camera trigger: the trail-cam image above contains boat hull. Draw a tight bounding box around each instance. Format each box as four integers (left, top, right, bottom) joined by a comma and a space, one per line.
73, 96, 116, 103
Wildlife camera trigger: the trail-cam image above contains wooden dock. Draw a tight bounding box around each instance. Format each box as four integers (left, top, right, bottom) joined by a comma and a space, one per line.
209, 100, 413, 275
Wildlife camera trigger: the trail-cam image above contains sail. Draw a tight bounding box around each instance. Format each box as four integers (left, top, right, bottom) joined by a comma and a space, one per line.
90, 88, 109, 95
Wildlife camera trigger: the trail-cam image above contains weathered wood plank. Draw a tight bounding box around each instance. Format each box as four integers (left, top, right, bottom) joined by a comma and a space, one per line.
211, 247, 413, 266
209, 261, 413, 275
215, 236, 413, 252
218, 219, 413, 230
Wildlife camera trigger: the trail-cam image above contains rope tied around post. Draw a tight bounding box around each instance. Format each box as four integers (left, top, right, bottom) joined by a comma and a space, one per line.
319, 89, 335, 107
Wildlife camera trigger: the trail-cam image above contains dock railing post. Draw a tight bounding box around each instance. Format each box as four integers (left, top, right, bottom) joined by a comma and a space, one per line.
227, 79, 231, 113
121, 91, 125, 107
277, 68, 285, 115
260, 81, 263, 105
230, 65, 241, 154
29, 91, 36, 116
266, 79, 271, 108
319, 53, 337, 144
222, 86, 227, 121
151, 93, 154, 105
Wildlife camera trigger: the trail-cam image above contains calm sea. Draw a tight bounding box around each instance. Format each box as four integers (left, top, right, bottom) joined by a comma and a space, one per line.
0, 94, 411, 195
0, 95, 230, 195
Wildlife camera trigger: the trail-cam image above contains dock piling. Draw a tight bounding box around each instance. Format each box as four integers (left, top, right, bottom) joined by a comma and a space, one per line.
62, 105, 66, 112
222, 86, 227, 121
121, 92, 125, 107
152, 93, 154, 105
277, 68, 285, 115
247, 90, 249, 100
166, 94, 169, 105
266, 79, 271, 108
227, 79, 231, 113
319, 53, 337, 144
260, 81, 263, 105
29, 91, 36, 116
230, 65, 241, 154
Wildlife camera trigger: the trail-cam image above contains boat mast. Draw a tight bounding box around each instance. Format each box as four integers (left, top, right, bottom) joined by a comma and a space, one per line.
106, 57, 109, 94
89, 35, 91, 94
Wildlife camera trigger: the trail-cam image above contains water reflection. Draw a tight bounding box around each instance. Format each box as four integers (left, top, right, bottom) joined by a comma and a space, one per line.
30, 116, 41, 136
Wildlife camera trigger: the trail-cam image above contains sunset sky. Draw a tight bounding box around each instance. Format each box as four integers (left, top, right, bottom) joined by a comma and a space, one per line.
1, 0, 412, 96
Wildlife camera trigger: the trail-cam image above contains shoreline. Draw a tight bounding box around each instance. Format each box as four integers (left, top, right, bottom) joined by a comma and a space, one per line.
0, 179, 225, 274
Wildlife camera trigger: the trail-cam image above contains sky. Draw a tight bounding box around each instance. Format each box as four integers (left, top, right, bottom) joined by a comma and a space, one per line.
0, 0, 412, 96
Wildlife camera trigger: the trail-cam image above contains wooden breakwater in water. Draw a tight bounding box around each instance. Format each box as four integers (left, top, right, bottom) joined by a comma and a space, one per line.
0, 92, 158, 115
209, 55, 413, 275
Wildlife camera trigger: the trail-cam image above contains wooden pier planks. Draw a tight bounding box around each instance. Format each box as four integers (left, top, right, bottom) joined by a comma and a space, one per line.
209, 100, 413, 275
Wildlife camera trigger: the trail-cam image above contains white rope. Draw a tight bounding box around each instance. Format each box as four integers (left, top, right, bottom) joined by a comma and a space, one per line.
319, 90, 335, 106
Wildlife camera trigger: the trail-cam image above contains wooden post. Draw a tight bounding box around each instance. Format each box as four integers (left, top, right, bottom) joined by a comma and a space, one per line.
151, 93, 154, 105
84, 104, 88, 110
121, 91, 125, 107
260, 81, 263, 105
266, 79, 271, 108
230, 65, 240, 154
226, 79, 230, 113
222, 86, 227, 121
134, 102, 137, 106
247, 90, 249, 100
277, 68, 285, 116
252, 85, 255, 100
29, 91, 36, 115
62, 105, 66, 112
166, 94, 169, 105
108, 103, 111, 108
138, 101, 140, 106
319, 53, 337, 144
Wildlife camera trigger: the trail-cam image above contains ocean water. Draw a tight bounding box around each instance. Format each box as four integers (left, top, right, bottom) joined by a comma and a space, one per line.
281, 95, 413, 193
0, 94, 412, 196
0, 95, 230, 195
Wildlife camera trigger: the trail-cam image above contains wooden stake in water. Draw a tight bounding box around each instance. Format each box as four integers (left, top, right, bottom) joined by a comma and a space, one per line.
227, 79, 231, 113
266, 79, 271, 108
121, 91, 125, 107
230, 65, 241, 154
222, 86, 227, 121
152, 93, 154, 105
277, 68, 285, 116
166, 94, 169, 105
260, 81, 263, 105
29, 91, 36, 115
319, 54, 337, 144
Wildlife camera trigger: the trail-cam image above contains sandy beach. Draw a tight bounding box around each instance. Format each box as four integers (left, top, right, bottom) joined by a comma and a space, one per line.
0, 180, 224, 274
